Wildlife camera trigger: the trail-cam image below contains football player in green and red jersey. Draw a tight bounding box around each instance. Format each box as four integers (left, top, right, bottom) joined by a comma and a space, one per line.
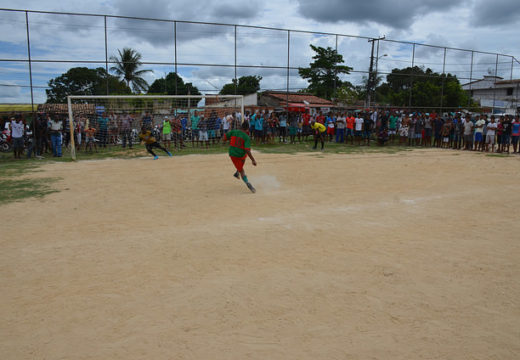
223, 121, 257, 193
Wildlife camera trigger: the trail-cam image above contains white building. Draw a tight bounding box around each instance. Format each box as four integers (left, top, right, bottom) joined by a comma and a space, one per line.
462, 76, 520, 114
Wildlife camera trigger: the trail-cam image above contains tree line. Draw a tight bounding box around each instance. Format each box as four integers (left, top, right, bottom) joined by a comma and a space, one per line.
45, 46, 471, 109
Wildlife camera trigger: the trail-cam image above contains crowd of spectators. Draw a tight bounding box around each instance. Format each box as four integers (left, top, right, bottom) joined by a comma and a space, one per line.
242, 109, 520, 153
2, 108, 520, 159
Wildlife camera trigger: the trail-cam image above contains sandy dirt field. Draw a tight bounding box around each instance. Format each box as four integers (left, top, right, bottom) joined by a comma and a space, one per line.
1, 149, 520, 359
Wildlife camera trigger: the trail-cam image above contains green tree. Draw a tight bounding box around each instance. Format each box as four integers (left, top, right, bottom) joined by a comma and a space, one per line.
109, 48, 152, 93
219, 75, 262, 95
298, 45, 353, 100
46, 67, 131, 103
147, 72, 201, 96
378, 66, 470, 108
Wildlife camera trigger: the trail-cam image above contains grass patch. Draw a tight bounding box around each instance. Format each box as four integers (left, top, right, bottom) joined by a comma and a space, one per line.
0, 140, 414, 164
486, 153, 510, 158
0, 177, 60, 205
0, 159, 61, 205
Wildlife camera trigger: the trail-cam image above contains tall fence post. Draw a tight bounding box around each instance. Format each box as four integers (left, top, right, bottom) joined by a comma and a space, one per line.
174, 21, 177, 95
440, 47, 446, 112
104, 16, 109, 95
468, 51, 474, 107
234, 25, 237, 101
492, 54, 498, 114
408, 44, 415, 108
25, 11, 34, 113
334, 34, 338, 98
286, 30, 290, 118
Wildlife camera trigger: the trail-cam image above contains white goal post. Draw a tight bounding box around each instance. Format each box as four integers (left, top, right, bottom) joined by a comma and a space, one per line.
67, 94, 244, 160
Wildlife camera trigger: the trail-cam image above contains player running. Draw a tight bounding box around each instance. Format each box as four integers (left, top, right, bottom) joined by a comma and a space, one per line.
139, 126, 172, 159
222, 122, 257, 193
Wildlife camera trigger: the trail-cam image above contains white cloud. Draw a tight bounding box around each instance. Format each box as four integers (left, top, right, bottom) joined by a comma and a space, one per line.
0, 0, 518, 104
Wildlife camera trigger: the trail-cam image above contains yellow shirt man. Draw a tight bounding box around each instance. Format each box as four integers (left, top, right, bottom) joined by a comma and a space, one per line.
311, 122, 326, 133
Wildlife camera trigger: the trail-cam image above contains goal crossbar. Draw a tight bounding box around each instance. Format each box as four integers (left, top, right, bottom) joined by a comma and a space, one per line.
67, 94, 244, 160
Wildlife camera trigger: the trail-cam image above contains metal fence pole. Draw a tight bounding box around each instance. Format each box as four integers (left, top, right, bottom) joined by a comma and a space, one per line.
408, 44, 415, 108
334, 34, 338, 97
493, 54, 498, 114
104, 16, 109, 95
234, 25, 237, 99
25, 11, 34, 112
174, 21, 177, 95
508, 57, 514, 112
440, 47, 446, 112
286, 30, 290, 118
25, 10, 36, 151
468, 51, 474, 107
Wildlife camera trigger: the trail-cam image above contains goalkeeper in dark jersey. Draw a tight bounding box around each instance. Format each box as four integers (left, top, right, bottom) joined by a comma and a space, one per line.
222, 121, 257, 193
139, 126, 172, 159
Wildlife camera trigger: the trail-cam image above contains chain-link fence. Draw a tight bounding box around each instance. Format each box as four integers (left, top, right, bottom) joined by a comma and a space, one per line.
1, 8, 519, 113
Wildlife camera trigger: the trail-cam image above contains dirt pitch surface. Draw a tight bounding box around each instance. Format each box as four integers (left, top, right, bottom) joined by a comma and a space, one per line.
2, 149, 520, 359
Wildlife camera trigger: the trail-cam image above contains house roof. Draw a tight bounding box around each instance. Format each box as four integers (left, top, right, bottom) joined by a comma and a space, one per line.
496, 79, 520, 85
262, 91, 333, 106
38, 103, 96, 114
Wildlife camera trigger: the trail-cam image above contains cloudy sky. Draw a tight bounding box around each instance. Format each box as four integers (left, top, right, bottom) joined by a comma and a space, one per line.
1, 0, 519, 103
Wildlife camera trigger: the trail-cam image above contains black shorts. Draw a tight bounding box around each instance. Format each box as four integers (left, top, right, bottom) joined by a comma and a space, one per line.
13, 137, 24, 149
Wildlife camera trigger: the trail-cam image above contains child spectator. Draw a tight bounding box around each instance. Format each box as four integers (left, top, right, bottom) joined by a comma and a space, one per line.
84, 123, 97, 153
326, 113, 335, 141
474, 115, 486, 151
346, 112, 355, 145
485, 116, 497, 152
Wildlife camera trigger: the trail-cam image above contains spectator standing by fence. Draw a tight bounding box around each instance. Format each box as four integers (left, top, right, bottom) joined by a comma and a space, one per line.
346, 112, 355, 144
49, 115, 63, 157
336, 113, 346, 143
485, 116, 497, 152
511, 115, 520, 153
388, 111, 398, 144
474, 115, 486, 151
502, 115, 512, 154
120, 113, 133, 149
10, 116, 24, 159
463, 117, 474, 150
161, 116, 172, 150
279, 113, 287, 143
97, 112, 109, 148
191, 112, 200, 147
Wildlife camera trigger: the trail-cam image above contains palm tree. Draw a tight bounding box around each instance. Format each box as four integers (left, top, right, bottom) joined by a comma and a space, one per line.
109, 48, 152, 93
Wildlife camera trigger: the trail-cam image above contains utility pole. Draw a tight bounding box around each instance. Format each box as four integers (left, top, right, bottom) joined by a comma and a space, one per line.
366, 36, 385, 109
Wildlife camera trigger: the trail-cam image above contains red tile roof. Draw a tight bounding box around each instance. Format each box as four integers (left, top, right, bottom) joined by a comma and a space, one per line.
263, 91, 333, 106
496, 79, 520, 85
